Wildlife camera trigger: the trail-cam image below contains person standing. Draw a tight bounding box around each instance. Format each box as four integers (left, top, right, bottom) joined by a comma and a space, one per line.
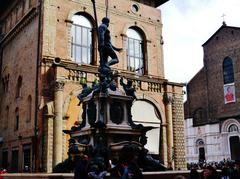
202, 166, 220, 179
189, 168, 200, 179
231, 160, 240, 179
74, 154, 89, 179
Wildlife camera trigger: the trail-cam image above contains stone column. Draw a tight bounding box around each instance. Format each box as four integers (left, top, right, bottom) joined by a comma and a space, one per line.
53, 80, 64, 167
42, 102, 54, 172
163, 93, 174, 169
161, 122, 168, 166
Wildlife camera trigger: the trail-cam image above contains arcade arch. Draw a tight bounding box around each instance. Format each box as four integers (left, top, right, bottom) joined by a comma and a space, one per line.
131, 99, 162, 154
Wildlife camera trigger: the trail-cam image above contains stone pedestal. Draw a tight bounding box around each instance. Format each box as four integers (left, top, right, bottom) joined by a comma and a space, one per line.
70, 90, 143, 161
65, 83, 166, 172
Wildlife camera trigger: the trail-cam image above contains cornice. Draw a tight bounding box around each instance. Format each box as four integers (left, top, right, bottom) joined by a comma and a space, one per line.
0, 7, 38, 47
42, 56, 167, 84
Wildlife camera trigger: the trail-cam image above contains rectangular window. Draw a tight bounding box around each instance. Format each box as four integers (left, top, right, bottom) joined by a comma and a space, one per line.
135, 42, 140, 57
82, 28, 88, 46
23, 145, 31, 172
15, 115, 19, 131
127, 37, 144, 75
27, 96, 32, 122
71, 24, 92, 64
11, 149, 19, 172
129, 57, 135, 72
128, 39, 134, 56
82, 47, 88, 64
88, 48, 91, 64
2, 150, 8, 169
75, 46, 81, 63
76, 26, 81, 44
135, 58, 140, 71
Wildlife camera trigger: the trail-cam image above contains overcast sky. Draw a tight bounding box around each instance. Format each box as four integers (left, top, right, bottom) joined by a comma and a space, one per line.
159, 0, 240, 83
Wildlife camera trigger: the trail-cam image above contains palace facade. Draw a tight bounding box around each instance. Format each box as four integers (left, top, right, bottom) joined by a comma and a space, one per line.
0, 0, 186, 172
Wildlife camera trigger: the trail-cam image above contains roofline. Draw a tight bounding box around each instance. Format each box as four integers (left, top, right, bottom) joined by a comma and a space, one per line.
187, 67, 204, 85
164, 81, 186, 87
155, 0, 170, 7
202, 25, 240, 46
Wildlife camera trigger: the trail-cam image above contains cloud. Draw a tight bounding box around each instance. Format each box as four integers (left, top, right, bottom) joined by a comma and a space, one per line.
160, 0, 240, 83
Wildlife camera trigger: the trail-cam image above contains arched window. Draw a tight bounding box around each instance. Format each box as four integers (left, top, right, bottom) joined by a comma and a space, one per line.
71, 14, 93, 64
15, 108, 19, 131
223, 57, 234, 84
196, 139, 204, 146
228, 124, 238, 133
16, 76, 22, 98
126, 27, 145, 75
27, 95, 32, 122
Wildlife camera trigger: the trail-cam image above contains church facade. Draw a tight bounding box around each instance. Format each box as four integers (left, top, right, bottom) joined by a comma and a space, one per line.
184, 23, 240, 163
0, 0, 186, 172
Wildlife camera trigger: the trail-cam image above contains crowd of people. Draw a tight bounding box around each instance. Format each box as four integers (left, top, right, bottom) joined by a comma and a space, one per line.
73, 144, 144, 179
187, 160, 240, 179
1, 159, 240, 179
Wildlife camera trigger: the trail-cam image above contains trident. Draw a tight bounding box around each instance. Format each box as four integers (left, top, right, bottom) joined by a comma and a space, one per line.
91, 0, 109, 64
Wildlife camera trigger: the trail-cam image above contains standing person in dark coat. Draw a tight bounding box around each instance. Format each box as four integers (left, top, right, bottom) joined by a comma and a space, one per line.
74, 154, 89, 179
188, 168, 200, 179
202, 165, 220, 179
110, 144, 143, 179
231, 160, 240, 179
221, 164, 230, 179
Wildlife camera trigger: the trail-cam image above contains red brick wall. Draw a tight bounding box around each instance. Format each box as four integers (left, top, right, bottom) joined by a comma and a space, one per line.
0, 4, 39, 172
185, 26, 240, 125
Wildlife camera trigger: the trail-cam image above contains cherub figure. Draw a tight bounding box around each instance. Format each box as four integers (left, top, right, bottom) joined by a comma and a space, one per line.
120, 77, 136, 99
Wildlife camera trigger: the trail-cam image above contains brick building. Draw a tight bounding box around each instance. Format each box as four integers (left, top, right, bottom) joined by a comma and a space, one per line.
0, 0, 186, 172
184, 23, 240, 163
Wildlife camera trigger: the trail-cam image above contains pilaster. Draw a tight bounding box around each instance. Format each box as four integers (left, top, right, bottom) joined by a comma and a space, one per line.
172, 93, 187, 170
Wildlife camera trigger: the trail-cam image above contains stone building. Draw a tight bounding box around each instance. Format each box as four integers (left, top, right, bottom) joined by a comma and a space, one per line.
184, 23, 240, 163
0, 0, 186, 172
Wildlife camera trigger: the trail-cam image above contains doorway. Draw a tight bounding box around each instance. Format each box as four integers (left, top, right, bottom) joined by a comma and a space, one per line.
229, 136, 240, 160
199, 147, 205, 162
